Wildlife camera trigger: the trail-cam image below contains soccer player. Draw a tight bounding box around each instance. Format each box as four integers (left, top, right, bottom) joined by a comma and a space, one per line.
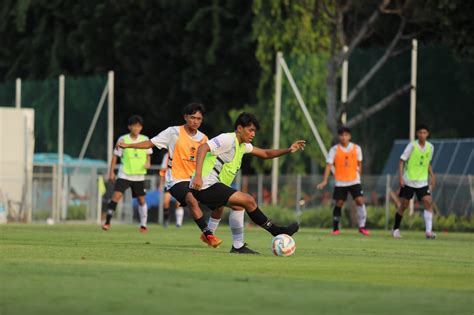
103, 115, 152, 233
317, 127, 370, 236
393, 124, 436, 239
190, 112, 305, 243
117, 103, 223, 248
159, 152, 184, 227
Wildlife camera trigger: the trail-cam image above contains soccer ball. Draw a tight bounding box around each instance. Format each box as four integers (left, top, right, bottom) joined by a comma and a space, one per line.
271, 234, 296, 257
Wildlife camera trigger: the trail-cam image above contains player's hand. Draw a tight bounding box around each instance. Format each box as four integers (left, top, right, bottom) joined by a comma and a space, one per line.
289, 140, 306, 153
191, 175, 203, 190
316, 180, 327, 190
108, 172, 116, 182
399, 177, 405, 188
117, 141, 127, 149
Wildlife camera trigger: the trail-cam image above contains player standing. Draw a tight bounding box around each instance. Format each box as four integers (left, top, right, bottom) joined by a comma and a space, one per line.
190, 112, 305, 243
317, 127, 370, 236
393, 124, 436, 239
159, 152, 184, 227
103, 115, 152, 233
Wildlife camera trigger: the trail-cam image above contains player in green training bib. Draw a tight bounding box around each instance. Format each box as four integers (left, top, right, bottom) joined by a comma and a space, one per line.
393, 124, 437, 239
190, 112, 306, 249
102, 115, 152, 233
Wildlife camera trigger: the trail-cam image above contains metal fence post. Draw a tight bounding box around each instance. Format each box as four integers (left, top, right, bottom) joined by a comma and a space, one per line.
257, 174, 263, 206
385, 174, 390, 230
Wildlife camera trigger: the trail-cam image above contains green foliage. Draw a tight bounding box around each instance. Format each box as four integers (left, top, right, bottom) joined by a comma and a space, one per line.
249, 0, 331, 173
66, 204, 87, 220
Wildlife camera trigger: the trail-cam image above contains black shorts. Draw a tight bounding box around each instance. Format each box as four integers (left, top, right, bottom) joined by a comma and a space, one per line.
399, 185, 431, 201
114, 178, 146, 198
168, 181, 192, 207
333, 184, 364, 201
191, 182, 237, 210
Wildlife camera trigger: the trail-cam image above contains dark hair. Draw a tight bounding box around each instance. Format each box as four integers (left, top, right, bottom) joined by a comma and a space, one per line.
128, 115, 144, 126
337, 126, 351, 135
416, 123, 429, 132
234, 112, 260, 130
182, 103, 206, 116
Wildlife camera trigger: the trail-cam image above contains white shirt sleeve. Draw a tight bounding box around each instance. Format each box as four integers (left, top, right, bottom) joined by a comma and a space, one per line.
244, 143, 253, 154
113, 136, 124, 157
400, 143, 414, 161
326, 145, 337, 164
429, 143, 435, 162
357, 145, 363, 161
151, 127, 172, 150
207, 133, 234, 156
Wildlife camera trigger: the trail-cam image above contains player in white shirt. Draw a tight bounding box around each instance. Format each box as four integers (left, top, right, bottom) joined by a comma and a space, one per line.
103, 115, 152, 233
191, 112, 306, 253
393, 124, 436, 239
317, 127, 370, 236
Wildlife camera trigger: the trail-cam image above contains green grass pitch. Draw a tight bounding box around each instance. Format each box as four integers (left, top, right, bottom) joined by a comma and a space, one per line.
1, 224, 473, 315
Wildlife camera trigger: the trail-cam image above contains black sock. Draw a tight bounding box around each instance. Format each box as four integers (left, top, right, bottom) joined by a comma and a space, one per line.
194, 216, 212, 236
105, 201, 117, 224
247, 207, 280, 235
394, 212, 403, 230
333, 206, 342, 231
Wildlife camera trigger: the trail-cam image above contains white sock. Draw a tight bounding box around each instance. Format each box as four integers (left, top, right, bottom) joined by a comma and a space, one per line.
175, 207, 184, 226
229, 211, 245, 249
356, 204, 367, 228
138, 203, 148, 227
207, 217, 221, 232
424, 210, 433, 233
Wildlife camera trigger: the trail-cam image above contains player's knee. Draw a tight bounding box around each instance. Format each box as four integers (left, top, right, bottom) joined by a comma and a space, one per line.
185, 194, 198, 208
244, 194, 257, 210
335, 200, 344, 207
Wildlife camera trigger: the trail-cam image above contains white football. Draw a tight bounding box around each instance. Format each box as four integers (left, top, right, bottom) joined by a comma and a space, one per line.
271, 234, 296, 257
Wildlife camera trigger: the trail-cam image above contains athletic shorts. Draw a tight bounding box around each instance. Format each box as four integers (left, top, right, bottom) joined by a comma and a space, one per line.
399, 185, 430, 201
168, 181, 192, 207
333, 184, 363, 201
191, 182, 237, 210
114, 178, 146, 198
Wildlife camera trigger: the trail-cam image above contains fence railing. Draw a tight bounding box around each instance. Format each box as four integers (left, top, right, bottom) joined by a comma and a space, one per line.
3, 164, 473, 229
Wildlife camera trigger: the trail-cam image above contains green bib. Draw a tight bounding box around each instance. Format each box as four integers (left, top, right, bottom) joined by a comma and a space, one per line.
406, 141, 432, 181
123, 134, 147, 175
202, 133, 245, 186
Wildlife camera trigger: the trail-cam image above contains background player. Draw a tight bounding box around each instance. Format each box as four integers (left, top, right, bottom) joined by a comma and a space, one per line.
393, 124, 436, 239
103, 115, 152, 233
317, 127, 370, 236
159, 152, 184, 227
191, 112, 305, 248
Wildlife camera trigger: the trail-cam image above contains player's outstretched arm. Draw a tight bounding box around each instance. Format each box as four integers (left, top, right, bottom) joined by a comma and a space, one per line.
190, 143, 211, 190
117, 140, 154, 150
429, 165, 436, 189
251, 140, 306, 159
317, 163, 332, 189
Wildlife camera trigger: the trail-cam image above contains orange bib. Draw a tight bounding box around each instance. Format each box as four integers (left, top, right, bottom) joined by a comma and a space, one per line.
334, 144, 359, 182
169, 126, 208, 180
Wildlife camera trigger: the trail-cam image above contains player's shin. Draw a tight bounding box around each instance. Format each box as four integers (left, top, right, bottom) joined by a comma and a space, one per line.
356, 204, 367, 228
138, 203, 148, 227
423, 209, 433, 233
175, 207, 184, 227
105, 201, 117, 225
246, 207, 299, 236
333, 206, 342, 231
229, 210, 244, 249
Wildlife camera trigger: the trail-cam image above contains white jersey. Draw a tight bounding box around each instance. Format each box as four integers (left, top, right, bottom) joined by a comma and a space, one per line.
151, 126, 207, 190
326, 142, 363, 187
194, 133, 253, 190
400, 141, 434, 188
113, 134, 153, 182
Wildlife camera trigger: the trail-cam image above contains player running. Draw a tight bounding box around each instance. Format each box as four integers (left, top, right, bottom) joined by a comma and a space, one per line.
117, 103, 224, 248
392, 124, 436, 239
317, 127, 370, 236
190, 112, 305, 241
103, 115, 152, 233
